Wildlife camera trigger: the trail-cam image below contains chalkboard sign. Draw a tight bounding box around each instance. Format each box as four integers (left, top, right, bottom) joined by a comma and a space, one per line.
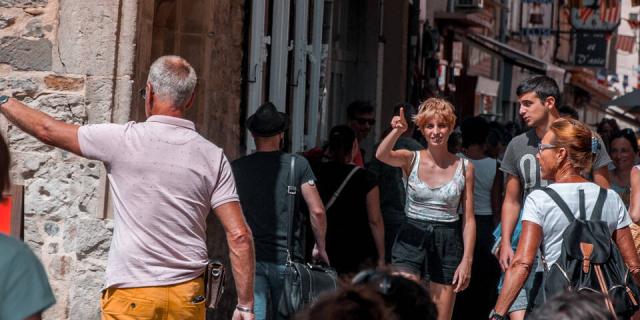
574, 32, 607, 67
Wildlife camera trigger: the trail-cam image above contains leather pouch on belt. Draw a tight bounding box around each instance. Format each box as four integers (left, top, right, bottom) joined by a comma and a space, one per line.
205, 259, 226, 309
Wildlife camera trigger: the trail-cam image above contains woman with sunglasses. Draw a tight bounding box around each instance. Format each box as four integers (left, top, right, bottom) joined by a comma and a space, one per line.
490, 118, 640, 319
376, 98, 475, 320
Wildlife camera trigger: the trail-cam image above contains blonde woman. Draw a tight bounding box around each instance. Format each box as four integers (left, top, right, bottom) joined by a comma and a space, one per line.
376, 98, 475, 320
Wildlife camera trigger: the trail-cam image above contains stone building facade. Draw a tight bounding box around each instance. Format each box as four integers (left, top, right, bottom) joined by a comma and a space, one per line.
0, 0, 244, 319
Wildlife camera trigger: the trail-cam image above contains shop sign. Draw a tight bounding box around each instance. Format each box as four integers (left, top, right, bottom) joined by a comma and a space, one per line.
574, 32, 607, 67
521, 0, 553, 36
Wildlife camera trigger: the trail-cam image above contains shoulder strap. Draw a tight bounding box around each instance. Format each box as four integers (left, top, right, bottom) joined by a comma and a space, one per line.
579, 189, 586, 220
286, 155, 297, 261
589, 187, 608, 221
541, 187, 575, 223
325, 166, 359, 211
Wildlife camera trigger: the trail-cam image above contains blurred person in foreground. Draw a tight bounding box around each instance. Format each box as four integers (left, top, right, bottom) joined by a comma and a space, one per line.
528, 291, 615, 320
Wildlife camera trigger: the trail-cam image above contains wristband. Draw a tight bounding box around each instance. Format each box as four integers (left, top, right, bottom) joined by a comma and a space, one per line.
236, 304, 254, 314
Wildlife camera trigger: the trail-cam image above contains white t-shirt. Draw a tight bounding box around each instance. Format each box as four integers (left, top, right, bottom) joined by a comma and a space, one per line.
522, 182, 631, 269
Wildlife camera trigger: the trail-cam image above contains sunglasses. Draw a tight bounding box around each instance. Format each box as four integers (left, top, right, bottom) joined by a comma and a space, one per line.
354, 117, 376, 126
537, 143, 559, 154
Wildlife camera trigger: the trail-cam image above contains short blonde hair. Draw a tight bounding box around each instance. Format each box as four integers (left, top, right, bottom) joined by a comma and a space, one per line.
414, 98, 457, 129
549, 118, 595, 172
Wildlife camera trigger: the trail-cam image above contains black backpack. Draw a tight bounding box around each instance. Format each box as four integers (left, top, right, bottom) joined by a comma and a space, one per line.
541, 187, 640, 319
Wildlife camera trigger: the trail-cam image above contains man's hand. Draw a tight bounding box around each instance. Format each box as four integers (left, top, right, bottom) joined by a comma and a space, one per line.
390, 107, 408, 134
499, 242, 514, 272
312, 244, 330, 265
232, 309, 255, 320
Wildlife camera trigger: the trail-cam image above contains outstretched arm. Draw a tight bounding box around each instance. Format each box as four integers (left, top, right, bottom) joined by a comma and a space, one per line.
0, 98, 81, 155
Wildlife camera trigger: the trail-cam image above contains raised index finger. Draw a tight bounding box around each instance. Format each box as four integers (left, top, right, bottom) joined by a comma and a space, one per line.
399, 107, 406, 121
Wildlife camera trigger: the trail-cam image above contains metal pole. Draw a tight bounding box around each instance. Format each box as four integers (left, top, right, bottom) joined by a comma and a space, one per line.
246, 0, 268, 153
269, 0, 292, 112
306, 0, 325, 149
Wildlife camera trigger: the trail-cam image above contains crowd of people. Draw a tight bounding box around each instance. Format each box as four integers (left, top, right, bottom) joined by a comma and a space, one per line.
2, 55, 640, 320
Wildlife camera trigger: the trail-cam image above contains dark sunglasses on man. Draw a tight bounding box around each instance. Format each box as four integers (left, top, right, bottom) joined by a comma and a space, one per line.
354, 117, 375, 126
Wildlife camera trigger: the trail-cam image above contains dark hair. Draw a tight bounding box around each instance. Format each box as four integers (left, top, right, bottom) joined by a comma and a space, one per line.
296, 285, 396, 320
597, 118, 621, 136
0, 135, 9, 200
558, 105, 579, 120
528, 291, 615, 320
328, 125, 356, 163
460, 116, 490, 148
352, 269, 437, 320
516, 75, 561, 107
610, 128, 639, 153
347, 101, 374, 120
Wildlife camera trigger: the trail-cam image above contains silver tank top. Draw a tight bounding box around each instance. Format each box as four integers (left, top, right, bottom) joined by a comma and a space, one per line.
405, 151, 467, 222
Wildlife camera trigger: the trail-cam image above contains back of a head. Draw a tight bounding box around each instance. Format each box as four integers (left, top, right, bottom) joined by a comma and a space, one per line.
0, 135, 8, 200
328, 125, 356, 163
528, 291, 615, 320
516, 75, 560, 106
297, 285, 396, 320
347, 101, 374, 120
558, 105, 579, 120
147, 55, 198, 108
351, 269, 437, 320
549, 118, 595, 173
460, 116, 490, 148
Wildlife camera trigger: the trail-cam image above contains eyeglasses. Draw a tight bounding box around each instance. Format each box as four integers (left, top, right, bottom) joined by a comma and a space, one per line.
537, 143, 559, 154
354, 117, 376, 126
139, 88, 146, 100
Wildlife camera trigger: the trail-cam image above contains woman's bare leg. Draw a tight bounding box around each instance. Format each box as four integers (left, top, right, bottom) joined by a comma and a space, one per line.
428, 282, 456, 320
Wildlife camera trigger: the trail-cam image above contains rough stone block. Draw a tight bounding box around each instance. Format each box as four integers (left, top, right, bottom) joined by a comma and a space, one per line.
85, 77, 113, 123
0, 77, 41, 95
23, 215, 44, 250
68, 273, 102, 320
0, 0, 47, 8
74, 218, 112, 259
44, 221, 59, 236
44, 74, 84, 91
48, 255, 73, 280
47, 242, 58, 254
0, 37, 52, 71
0, 15, 16, 29
23, 19, 44, 38
55, 0, 118, 76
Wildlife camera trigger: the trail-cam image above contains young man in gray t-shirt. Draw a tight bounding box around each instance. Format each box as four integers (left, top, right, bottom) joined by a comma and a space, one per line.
491, 76, 611, 320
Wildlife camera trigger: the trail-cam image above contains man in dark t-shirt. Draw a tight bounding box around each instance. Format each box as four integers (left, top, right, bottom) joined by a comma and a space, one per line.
232, 102, 328, 320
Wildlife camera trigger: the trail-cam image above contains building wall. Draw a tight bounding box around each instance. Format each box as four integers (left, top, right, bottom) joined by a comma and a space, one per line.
612, 2, 639, 95
0, 0, 244, 319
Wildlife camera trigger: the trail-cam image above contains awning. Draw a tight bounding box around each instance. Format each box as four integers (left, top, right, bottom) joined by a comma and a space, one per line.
604, 89, 640, 113
456, 32, 565, 87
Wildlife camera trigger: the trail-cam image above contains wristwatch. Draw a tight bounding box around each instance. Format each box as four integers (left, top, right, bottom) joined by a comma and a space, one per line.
0, 95, 9, 106
489, 310, 505, 320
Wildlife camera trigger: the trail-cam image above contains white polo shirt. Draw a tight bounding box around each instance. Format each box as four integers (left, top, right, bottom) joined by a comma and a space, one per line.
78, 115, 238, 289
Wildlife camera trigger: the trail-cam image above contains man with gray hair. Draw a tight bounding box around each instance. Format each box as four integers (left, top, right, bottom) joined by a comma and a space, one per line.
0, 55, 256, 320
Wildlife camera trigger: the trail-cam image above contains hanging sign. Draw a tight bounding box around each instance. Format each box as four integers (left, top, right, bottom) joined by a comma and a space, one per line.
574, 32, 607, 67
521, 0, 554, 36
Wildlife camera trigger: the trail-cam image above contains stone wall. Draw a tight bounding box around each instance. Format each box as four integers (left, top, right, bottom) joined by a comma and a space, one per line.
0, 0, 136, 319
1, 0, 245, 318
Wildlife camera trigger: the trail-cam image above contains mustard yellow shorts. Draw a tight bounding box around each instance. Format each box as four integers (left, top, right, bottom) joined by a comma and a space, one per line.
101, 277, 205, 320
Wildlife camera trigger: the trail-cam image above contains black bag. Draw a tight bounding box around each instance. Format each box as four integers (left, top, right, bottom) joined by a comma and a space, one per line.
540, 187, 640, 318
278, 155, 339, 318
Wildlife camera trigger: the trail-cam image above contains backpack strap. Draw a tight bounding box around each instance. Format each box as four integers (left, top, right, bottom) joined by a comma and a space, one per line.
541, 187, 575, 223
589, 187, 608, 222
579, 189, 587, 220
